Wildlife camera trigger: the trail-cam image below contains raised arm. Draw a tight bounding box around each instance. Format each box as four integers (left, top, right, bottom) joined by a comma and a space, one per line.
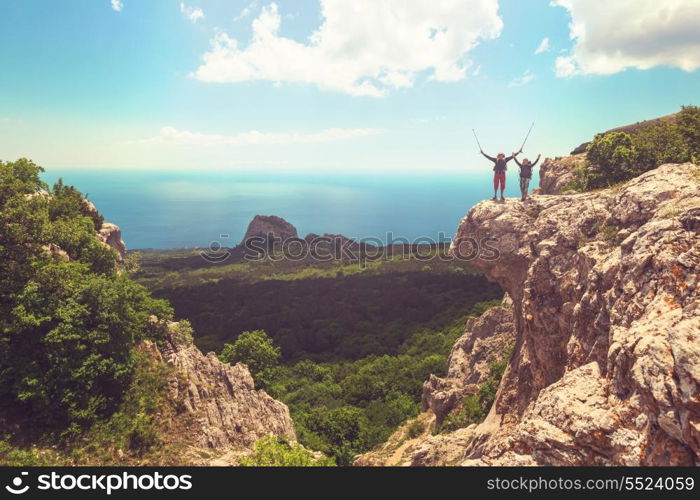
531, 154, 542, 167
513, 156, 522, 167
506, 151, 520, 163
480, 151, 496, 162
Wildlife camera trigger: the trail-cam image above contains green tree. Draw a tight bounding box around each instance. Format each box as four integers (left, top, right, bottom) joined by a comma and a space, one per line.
302, 406, 371, 465
219, 330, 281, 386
49, 178, 104, 231
677, 105, 700, 160
566, 106, 700, 192
586, 132, 637, 187
0, 158, 172, 437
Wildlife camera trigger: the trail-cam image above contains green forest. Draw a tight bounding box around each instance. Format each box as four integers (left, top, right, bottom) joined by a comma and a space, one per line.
0, 158, 503, 465
135, 245, 503, 464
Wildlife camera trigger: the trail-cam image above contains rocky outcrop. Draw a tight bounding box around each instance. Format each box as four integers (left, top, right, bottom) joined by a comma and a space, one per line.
422, 303, 515, 424
98, 222, 127, 261
538, 154, 584, 195
81, 198, 127, 260
443, 162, 700, 466
140, 327, 296, 453
241, 215, 298, 245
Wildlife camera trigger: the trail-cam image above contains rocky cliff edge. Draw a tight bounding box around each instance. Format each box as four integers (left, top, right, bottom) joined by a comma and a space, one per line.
363, 162, 699, 466
449, 162, 699, 465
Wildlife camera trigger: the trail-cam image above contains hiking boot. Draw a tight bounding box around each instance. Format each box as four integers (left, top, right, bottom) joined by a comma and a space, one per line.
492, 196, 497, 201
500, 196, 505, 201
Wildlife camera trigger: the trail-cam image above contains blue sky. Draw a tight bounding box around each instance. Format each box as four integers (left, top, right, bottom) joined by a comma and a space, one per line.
1, 0, 699, 173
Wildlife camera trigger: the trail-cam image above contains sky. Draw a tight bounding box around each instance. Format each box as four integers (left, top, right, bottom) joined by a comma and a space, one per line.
1, 0, 699, 174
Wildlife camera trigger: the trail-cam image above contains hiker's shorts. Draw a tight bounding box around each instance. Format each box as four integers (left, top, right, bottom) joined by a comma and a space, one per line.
519, 176, 531, 192
494, 172, 506, 192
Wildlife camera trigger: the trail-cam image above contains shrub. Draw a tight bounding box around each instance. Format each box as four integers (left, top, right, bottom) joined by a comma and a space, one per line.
568, 106, 700, 191
240, 436, 335, 467
170, 320, 195, 346
584, 132, 637, 189
407, 419, 425, 439
50, 178, 104, 231
219, 330, 281, 387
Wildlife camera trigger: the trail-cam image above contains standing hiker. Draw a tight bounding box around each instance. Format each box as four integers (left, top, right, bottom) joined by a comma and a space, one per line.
514, 154, 541, 201
481, 150, 520, 201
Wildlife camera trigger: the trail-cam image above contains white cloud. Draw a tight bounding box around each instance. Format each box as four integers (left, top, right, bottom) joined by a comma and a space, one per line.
235, 1, 258, 21
111, 0, 123, 12
192, 0, 503, 97
508, 70, 535, 87
555, 55, 578, 77
180, 2, 205, 23
534, 37, 550, 55
552, 0, 700, 76
134, 126, 383, 146
235, 7, 252, 21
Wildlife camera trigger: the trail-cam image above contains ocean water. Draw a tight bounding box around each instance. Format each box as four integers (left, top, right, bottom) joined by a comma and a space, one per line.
43, 168, 539, 249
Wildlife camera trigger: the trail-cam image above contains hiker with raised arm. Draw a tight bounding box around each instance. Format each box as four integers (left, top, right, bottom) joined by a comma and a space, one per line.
480, 150, 519, 201
514, 154, 541, 201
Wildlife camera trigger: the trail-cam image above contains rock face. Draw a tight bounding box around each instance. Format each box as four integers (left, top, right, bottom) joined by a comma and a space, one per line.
538, 154, 584, 195
422, 304, 515, 424
443, 162, 700, 466
81, 198, 127, 260
98, 222, 127, 260
141, 329, 296, 452
241, 215, 298, 245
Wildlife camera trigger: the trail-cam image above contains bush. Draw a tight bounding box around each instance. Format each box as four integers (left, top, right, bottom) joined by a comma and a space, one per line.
567, 106, 700, 191
586, 132, 637, 187
170, 320, 194, 346
407, 419, 425, 439
50, 178, 104, 231
219, 330, 281, 387
239, 436, 335, 467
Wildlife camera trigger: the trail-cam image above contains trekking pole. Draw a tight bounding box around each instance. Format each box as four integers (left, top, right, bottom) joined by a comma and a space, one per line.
472, 129, 483, 151
519, 122, 535, 153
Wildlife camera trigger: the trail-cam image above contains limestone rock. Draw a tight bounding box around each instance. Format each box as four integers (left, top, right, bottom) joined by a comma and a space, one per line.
140, 327, 296, 452
538, 154, 585, 195
422, 306, 515, 423
444, 162, 700, 466
98, 222, 127, 261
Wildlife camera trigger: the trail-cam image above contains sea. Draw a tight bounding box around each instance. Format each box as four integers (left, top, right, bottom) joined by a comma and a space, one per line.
42, 168, 540, 250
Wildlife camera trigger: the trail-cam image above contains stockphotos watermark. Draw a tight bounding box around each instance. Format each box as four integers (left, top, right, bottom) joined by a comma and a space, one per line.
4, 470, 192, 496
199, 232, 506, 265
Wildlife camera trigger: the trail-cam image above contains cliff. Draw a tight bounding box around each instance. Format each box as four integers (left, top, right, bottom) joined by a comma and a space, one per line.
83, 198, 128, 260
241, 215, 298, 245
460, 162, 699, 465
355, 301, 516, 466
139, 325, 296, 463
422, 301, 516, 424
363, 161, 699, 466
538, 154, 584, 195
